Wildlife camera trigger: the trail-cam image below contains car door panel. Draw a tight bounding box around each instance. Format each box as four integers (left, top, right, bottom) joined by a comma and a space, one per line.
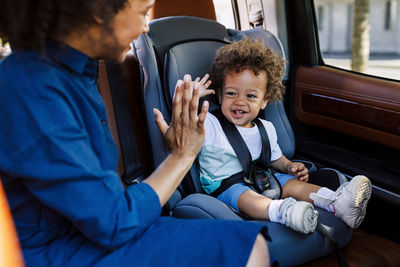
294, 65, 400, 150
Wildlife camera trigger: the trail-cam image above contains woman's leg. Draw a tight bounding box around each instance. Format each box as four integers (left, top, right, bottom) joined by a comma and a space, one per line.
246, 233, 270, 267
66, 217, 269, 267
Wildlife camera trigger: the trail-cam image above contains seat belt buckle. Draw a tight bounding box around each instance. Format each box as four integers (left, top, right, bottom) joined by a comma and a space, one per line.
251, 166, 272, 193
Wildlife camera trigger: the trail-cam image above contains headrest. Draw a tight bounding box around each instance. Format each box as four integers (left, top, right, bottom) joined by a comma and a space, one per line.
148, 16, 229, 62
150, 0, 216, 21
230, 28, 286, 61
144, 16, 287, 111
165, 39, 228, 111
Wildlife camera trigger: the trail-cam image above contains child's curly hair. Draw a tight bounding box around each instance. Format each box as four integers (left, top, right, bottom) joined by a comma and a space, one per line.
210, 38, 285, 102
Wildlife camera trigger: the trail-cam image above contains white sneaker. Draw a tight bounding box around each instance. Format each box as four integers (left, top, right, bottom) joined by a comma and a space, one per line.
310, 175, 372, 228
278, 197, 318, 234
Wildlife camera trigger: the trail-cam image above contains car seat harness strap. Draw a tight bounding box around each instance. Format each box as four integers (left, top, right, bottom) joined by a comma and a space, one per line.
211, 109, 282, 198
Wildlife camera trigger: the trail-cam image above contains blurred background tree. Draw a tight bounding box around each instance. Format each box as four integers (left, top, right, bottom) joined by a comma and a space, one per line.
351, 0, 370, 72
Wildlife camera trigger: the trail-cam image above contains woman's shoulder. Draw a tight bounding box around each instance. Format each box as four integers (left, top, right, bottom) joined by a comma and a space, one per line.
1, 51, 67, 91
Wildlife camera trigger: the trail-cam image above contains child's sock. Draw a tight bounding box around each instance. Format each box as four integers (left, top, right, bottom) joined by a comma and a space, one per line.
311, 187, 335, 213
268, 199, 285, 223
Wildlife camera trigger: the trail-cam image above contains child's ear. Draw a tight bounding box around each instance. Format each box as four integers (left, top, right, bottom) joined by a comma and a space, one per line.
261, 94, 270, 110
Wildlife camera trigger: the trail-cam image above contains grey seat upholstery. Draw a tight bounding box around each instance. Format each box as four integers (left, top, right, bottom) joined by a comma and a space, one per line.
133, 16, 351, 266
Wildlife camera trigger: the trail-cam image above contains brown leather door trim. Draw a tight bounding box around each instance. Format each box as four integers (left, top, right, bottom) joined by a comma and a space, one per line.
295, 66, 400, 149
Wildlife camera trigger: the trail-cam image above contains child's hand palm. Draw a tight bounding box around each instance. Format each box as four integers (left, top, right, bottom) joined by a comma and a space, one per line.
194, 74, 215, 98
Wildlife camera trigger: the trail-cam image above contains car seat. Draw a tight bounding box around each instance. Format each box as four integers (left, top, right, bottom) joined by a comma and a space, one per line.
133, 16, 352, 266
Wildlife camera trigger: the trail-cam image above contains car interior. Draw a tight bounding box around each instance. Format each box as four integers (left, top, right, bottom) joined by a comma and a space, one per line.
1, 0, 399, 266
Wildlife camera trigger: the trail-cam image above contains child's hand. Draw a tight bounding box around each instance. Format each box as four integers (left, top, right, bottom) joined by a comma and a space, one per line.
193, 74, 215, 98
288, 162, 309, 182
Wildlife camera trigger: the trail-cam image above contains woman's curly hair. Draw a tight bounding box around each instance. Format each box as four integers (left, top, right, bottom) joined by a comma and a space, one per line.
210, 38, 286, 102
0, 0, 129, 49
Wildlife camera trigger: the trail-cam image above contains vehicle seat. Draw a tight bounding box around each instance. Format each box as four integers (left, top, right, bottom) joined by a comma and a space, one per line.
149, 0, 216, 21
133, 16, 352, 266
0, 178, 25, 267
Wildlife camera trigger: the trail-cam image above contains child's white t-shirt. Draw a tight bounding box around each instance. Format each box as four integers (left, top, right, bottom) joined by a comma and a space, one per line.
199, 112, 282, 194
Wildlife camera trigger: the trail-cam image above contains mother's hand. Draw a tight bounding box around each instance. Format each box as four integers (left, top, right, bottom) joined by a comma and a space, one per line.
154, 74, 209, 159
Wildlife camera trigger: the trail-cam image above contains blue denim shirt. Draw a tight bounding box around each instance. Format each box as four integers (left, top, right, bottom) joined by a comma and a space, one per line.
0, 41, 161, 260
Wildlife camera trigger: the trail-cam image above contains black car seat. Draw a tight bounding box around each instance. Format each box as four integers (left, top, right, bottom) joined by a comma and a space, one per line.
133, 16, 352, 266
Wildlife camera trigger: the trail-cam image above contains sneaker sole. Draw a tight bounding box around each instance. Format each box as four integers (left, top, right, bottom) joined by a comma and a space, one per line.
352, 175, 372, 228
291, 202, 318, 234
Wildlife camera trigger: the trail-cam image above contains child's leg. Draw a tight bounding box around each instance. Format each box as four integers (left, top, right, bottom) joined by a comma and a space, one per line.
282, 179, 336, 213
217, 182, 318, 233
237, 189, 273, 220
236, 187, 318, 234
281, 178, 321, 202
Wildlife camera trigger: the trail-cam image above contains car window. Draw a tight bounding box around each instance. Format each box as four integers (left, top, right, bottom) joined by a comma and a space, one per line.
314, 0, 400, 81
213, 0, 236, 29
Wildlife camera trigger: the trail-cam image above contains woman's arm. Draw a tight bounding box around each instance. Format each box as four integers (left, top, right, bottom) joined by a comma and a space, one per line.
145, 74, 209, 206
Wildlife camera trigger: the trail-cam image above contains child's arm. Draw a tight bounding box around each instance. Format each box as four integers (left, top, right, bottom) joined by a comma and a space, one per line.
270, 155, 309, 182
193, 74, 215, 98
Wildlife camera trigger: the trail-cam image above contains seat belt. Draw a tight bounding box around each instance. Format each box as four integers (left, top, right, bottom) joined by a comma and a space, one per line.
211, 109, 253, 183
253, 119, 271, 169
104, 61, 145, 185
317, 223, 350, 267
211, 109, 280, 195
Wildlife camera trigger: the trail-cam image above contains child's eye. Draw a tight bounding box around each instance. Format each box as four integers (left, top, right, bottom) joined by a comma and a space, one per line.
226, 92, 236, 96
247, 94, 256, 99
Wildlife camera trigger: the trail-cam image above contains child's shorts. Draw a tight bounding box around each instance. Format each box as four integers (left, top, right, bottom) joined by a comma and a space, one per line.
217, 173, 296, 212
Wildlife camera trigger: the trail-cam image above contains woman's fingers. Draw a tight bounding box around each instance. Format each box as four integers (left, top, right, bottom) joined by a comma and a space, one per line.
182, 74, 192, 127
154, 108, 169, 135
189, 81, 200, 121
171, 79, 183, 126
198, 100, 209, 130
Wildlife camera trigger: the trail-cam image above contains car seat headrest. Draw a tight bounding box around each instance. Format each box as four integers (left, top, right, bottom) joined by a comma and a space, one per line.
148, 16, 229, 63
229, 28, 286, 61
165, 39, 228, 111
150, 0, 217, 21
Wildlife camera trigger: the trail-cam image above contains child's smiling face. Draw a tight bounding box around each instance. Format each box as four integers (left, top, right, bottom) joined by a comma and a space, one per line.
220, 69, 269, 128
